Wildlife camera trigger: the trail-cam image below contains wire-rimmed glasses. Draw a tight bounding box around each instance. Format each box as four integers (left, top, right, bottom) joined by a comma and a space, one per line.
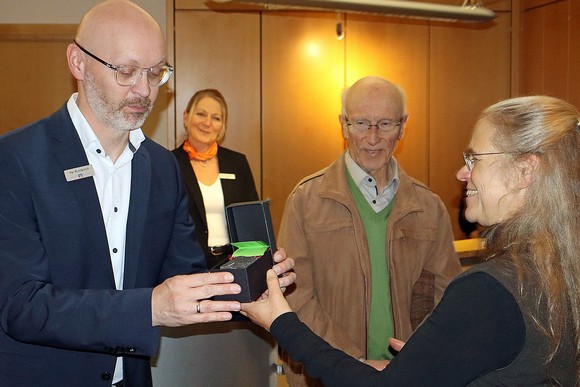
345, 117, 404, 134
73, 40, 173, 87
462, 151, 507, 171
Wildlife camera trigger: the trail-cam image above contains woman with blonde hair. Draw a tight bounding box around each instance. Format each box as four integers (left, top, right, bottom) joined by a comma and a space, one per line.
173, 89, 258, 269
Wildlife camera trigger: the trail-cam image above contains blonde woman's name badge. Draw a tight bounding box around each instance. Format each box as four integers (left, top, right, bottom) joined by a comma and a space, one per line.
219, 173, 236, 180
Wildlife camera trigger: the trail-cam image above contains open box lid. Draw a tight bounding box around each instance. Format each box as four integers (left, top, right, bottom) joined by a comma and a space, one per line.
225, 199, 277, 253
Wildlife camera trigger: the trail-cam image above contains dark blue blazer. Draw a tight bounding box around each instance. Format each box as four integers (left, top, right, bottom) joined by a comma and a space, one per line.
0, 105, 206, 386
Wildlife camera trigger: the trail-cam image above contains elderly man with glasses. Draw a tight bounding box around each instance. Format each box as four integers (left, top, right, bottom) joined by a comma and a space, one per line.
280, 76, 461, 386
0, 1, 295, 386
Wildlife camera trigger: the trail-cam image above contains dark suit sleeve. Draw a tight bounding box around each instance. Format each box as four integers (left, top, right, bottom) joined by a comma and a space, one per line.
156, 152, 207, 281
271, 273, 525, 386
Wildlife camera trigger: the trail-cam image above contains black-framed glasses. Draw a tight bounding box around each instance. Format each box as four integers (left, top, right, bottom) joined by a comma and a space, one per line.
73, 40, 173, 87
345, 117, 403, 134
462, 151, 507, 171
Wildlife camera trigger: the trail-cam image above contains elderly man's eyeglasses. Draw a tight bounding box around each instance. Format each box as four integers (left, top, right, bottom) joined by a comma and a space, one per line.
73, 40, 174, 87
462, 151, 507, 171
345, 117, 403, 134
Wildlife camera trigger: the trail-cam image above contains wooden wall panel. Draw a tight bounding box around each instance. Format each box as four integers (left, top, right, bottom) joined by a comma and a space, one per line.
174, 10, 262, 193
430, 14, 512, 238
175, 0, 207, 9
570, 0, 580, 108
345, 15, 430, 184
523, 0, 563, 9
542, 1, 569, 98
0, 23, 172, 146
261, 12, 346, 229
0, 25, 76, 135
519, 0, 578, 104
519, 7, 544, 95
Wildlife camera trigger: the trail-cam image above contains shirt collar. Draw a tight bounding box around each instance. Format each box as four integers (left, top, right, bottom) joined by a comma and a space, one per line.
344, 150, 400, 192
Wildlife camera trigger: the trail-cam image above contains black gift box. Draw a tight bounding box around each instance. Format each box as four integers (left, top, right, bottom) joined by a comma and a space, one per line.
211, 200, 276, 302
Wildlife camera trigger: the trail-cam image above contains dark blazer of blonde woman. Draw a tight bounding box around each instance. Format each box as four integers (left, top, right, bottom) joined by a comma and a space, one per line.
173, 143, 258, 268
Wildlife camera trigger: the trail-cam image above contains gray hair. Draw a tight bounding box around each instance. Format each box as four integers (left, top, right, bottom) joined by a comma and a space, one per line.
481, 95, 580, 365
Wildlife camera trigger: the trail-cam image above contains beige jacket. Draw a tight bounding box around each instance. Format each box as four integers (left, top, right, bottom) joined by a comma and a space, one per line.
280, 153, 461, 386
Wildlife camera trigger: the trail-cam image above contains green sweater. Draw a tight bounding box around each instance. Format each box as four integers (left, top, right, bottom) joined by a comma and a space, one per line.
347, 171, 395, 360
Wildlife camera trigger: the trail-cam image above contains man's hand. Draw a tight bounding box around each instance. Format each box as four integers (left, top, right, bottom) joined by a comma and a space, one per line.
151, 271, 242, 327
258, 247, 296, 300
389, 337, 406, 352
361, 338, 406, 370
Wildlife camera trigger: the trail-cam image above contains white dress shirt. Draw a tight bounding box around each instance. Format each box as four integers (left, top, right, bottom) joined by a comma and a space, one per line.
67, 93, 145, 383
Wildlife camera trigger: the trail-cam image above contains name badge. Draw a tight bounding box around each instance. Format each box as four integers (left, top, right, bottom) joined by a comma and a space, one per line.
219, 173, 236, 180
64, 165, 95, 182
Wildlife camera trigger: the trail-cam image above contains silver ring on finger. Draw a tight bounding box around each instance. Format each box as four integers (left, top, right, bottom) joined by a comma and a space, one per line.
196, 301, 202, 314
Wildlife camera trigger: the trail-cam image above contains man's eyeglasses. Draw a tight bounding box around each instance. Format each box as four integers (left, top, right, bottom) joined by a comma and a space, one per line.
345, 117, 404, 134
462, 151, 507, 171
73, 40, 173, 87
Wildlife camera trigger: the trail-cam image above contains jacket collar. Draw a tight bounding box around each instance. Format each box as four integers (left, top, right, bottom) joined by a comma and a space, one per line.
318, 151, 427, 221
49, 106, 116, 288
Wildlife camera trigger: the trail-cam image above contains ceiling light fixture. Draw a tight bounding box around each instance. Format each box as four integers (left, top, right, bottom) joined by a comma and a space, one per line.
336, 13, 345, 40
209, 0, 496, 23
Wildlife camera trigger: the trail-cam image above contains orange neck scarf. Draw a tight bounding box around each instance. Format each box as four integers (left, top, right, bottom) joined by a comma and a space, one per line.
183, 140, 218, 161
